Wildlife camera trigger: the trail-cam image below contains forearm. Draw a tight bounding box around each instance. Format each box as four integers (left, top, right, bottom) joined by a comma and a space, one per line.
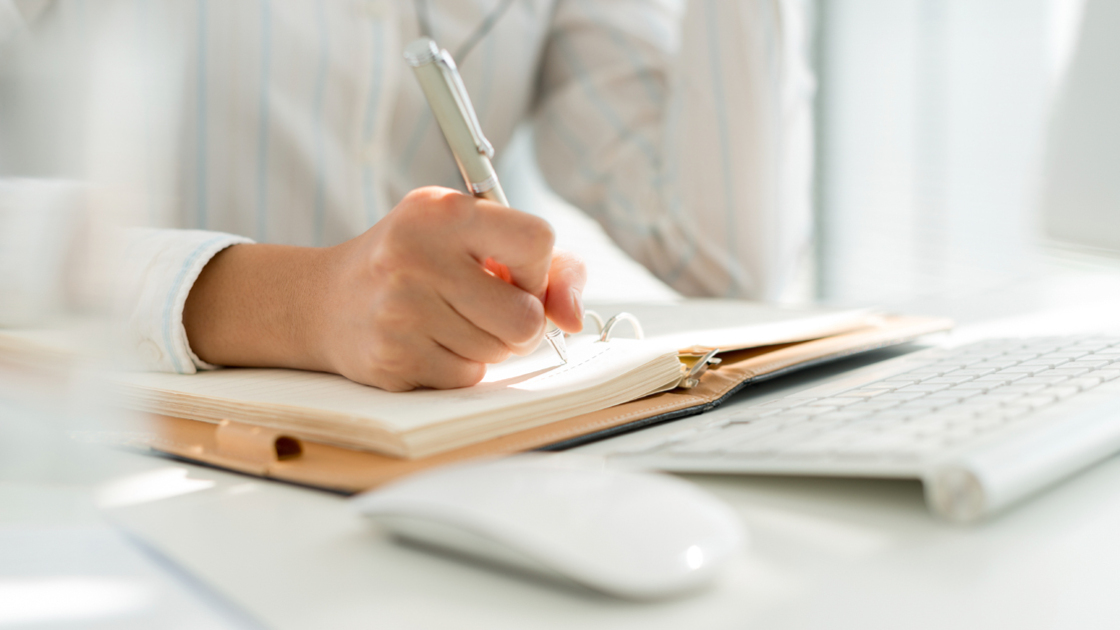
182, 243, 334, 372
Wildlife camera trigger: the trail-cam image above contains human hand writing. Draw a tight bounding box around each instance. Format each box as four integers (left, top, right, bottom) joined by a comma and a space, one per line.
183, 186, 586, 391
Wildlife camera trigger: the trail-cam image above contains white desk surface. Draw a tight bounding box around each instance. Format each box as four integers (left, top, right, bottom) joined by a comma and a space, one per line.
7, 260, 1120, 629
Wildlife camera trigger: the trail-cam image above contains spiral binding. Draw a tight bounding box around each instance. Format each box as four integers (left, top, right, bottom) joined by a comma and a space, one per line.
581, 310, 717, 388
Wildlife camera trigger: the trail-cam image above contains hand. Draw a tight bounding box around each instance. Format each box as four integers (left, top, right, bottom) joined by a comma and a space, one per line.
183, 187, 587, 391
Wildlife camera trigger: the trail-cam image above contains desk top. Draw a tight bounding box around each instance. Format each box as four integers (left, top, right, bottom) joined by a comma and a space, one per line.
8, 261, 1120, 629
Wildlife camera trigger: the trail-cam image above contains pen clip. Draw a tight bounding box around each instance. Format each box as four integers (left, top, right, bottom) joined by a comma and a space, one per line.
434, 50, 495, 160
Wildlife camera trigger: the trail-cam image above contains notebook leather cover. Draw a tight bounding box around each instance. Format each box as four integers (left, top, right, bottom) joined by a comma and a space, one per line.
115, 315, 951, 493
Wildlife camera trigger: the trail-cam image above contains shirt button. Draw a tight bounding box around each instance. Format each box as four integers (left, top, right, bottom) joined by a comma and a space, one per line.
137, 338, 164, 366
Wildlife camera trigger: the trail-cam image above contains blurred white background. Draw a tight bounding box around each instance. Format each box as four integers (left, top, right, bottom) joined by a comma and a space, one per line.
814, 0, 1090, 308
502, 0, 1104, 312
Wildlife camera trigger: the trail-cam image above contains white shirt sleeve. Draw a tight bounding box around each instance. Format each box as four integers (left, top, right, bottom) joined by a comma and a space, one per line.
533, 0, 815, 302
114, 228, 252, 373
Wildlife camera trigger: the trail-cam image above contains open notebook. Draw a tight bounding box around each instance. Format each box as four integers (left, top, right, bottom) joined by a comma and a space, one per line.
107, 301, 887, 459
113, 337, 682, 458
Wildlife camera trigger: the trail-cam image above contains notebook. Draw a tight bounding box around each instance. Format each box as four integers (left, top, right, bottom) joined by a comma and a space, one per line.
106, 301, 907, 460
112, 336, 683, 458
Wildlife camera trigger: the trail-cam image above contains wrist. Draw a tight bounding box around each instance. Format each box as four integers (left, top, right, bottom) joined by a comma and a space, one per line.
183, 243, 334, 372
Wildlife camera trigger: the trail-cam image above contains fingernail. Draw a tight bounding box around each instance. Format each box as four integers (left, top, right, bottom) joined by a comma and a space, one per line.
570, 287, 584, 325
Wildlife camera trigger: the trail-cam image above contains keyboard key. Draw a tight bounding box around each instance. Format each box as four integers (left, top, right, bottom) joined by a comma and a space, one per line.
1018, 395, 1058, 409
950, 401, 1004, 415
997, 383, 1049, 395
950, 368, 999, 377
1069, 338, 1117, 349
726, 408, 784, 422
811, 411, 865, 423
971, 361, 1020, 371
968, 414, 1008, 432
895, 383, 952, 394
923, 392, 973, 403
1064, 360, 1112, 370
1097, 370, 1120, 381
968, 392, 1025, 407
1064, 376, 1104, 390
1045, 351, 1093, 360
897, 367, 948, 377
843, 400, 903, 413
782, 434, 852, 456
1038, 386, 1081, 400
613, 432, 680, 454
759, 397, 818, 408
893, 401, 942, 414
835, 388, 893, 399
1002, 353, 1041, 361
945, 384, 996, 395
868, 410, 919, 422
833, 434, 925, 457
704, 418, 732, 430
1016, 375, 1073, 385
668, 424, 778, 454
724, 431, 808, 455
1020, 358, 1070, 368
925, 376, 977, 384
995, 406, 1032, 422
876, 392, 927, 402
876, 379, 924, 388
997, 365, 1039, 375
805, 397, 862, 408
970, 376, 1018, 387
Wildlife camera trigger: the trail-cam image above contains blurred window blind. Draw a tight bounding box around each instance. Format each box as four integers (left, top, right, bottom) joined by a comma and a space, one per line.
814, 0, 1085, 306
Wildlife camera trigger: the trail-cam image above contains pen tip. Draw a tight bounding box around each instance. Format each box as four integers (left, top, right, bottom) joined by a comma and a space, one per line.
546, 328, 569, 364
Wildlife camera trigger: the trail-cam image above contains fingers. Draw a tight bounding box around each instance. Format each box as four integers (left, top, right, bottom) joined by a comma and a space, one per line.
426, 296, 513, 364
543, 249, 587, 334
412, 342, 487, 390
369, 341, 487, 391
457, 198, 555, 298
396, 188, 554, 298
331, 187, 570, 391
437, 261, 546, 355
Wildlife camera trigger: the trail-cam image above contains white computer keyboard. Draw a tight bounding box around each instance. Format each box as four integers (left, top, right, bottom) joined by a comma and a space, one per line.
605, 336, 1120, 520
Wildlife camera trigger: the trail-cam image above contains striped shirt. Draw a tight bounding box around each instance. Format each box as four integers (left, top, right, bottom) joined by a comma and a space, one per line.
1, 0, 815, 374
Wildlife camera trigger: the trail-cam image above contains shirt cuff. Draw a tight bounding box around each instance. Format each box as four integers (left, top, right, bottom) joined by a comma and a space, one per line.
116, 229, 253, 374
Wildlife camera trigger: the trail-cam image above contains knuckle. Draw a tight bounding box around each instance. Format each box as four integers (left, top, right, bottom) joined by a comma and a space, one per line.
469, 339, 511, 365
450, 361, 487, 388
486, 345, 513, 364
389, 187, 473, 234
521, 215, 555, 252
503, 294, 545, 346
401, 186, 447, 207
369, 289, 416, 332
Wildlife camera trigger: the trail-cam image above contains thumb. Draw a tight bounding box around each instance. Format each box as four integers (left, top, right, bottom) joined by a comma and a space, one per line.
542, 249, 587, 333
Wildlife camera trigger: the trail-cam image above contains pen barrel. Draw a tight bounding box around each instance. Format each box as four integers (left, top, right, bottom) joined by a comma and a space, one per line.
408, 59, 504, 204
474, 181, 509, 206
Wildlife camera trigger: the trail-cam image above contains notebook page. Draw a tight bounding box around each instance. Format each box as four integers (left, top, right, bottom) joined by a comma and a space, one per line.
111, 335, 672, 435
585, 300, 876, 353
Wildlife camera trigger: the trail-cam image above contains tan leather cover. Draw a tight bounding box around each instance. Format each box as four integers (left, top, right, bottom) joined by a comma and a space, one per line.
120, 315, 951, 493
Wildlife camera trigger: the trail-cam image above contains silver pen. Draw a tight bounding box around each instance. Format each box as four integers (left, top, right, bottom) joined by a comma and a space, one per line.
404, 37, 568, 364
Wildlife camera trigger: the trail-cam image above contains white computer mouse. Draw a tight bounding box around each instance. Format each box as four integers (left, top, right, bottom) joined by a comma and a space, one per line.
351, 453, 745, 599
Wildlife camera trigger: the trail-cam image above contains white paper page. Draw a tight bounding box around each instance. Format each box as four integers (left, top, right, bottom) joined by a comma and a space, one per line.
111, 336, 671, 434
583, 299, 876, 352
